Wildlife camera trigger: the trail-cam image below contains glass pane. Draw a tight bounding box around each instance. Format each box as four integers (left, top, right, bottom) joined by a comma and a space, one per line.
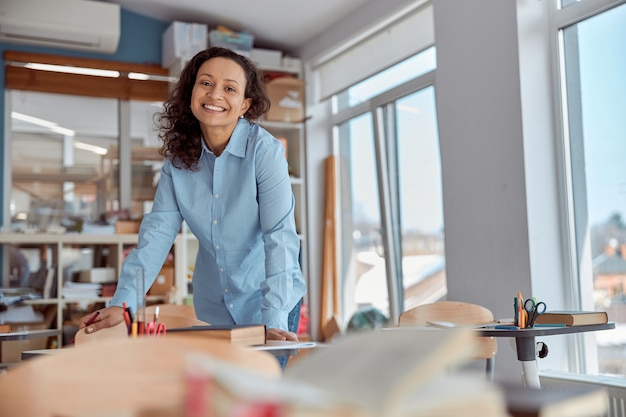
10, 91, 118, 233
394, 87, 446, 310
129, 100, 163, 217
337, 113, 388, 322
560, 0, 580, 9
562, 3, 626, 376
334, 47, 436, 113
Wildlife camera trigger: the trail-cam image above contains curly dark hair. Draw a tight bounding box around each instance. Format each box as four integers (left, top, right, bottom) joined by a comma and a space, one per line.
157, 47, 271, 170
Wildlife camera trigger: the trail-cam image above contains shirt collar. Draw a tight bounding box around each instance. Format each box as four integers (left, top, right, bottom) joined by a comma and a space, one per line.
200, 118, 249, 158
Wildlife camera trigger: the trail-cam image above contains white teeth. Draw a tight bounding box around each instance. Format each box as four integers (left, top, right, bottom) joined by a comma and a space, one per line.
204, 104, 224, 111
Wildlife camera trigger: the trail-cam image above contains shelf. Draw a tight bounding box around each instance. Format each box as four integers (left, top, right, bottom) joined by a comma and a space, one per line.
0, 233, 140, 245
0, 232, 187, 348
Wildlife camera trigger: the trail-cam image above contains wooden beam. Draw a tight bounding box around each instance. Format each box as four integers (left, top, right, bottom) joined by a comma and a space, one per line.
4, 50, 168, 75
6, 66, 168, 102
4, 50, 169, 102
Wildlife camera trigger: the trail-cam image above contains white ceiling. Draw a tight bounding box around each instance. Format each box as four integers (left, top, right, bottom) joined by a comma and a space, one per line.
105, 0, 373, 54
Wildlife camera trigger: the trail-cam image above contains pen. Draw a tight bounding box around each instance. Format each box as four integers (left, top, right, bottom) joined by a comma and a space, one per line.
495, 325, 520, 330
70, 311, 100, 344
533, 323, 566, 328
85, 310, 100, 327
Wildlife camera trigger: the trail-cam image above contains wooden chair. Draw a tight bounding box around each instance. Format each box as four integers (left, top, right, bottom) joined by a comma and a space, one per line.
73, 320, 129, 346
399, 301, 497, 381
0, 334, 281, 417
143, 303, 208, 328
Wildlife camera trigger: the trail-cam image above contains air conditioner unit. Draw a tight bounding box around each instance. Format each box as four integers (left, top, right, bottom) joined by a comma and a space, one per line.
0, 0, 120, 54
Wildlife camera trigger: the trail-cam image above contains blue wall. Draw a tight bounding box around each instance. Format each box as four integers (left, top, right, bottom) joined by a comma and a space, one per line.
0, 8, 169, 226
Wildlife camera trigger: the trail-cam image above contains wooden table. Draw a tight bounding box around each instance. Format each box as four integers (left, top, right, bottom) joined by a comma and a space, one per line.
479, 323, 615, 388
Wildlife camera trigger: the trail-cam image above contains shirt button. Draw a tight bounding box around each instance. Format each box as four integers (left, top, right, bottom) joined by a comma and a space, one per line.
229, 304, 234, 308
213, 220, 218, 224
214, 193, 219, 198
220, 268, 224, 272
224, 288, 228, 293
215, 245, 220, 250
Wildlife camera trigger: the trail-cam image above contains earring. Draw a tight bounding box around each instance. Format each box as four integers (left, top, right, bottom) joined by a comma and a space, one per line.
240, 115, 244, 119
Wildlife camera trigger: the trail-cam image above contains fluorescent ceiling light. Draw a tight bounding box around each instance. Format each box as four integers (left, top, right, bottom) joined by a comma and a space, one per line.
73, 141, 108, 155
12, 112, 108, 155
128, 72, 177, 83
24, 63, 120, 78
128, 72, 150, 80
11, 111, 75, 137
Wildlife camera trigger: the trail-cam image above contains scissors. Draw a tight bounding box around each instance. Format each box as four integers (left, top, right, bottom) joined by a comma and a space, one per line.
144, 306, 166, 336
145, 321, 166, 336
523, 298, 547, 328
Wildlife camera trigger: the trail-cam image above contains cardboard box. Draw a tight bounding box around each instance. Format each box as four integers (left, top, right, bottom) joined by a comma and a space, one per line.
251, 48, 282, 68
281, 56, 302, 71
148, 265, 174, 296
265, 77, 305, 123
79, 267, 116, 284
0, 322, 47, 363
209, 30, 254, 57
115, 219, 140, 234
162, 21, 208, 69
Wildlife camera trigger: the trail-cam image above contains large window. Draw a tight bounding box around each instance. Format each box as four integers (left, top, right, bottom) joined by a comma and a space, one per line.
558, 1, 626, 376
333, 49, 443, 325
8, 91, 163, 233
4, 52, 169, 234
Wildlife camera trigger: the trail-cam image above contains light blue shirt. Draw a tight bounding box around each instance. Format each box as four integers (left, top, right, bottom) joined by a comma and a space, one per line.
111, 118, 306, 330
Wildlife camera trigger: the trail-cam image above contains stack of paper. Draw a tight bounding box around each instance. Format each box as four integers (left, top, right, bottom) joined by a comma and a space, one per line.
62, 282, 101, 300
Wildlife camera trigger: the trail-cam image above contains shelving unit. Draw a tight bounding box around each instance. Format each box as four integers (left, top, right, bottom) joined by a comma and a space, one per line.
0, 232, 187, 347
262, 120, 308, 274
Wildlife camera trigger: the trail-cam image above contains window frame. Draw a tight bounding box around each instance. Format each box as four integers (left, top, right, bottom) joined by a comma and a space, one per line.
553, 0, 626, 374
331, 70, 437, 324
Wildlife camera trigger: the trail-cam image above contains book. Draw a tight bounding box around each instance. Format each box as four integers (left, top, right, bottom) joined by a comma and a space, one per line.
250, 339, 318, 350
181, 328, 510, 417
534, 311, 608, 326
167, 324, 266, 346
503, 384, 608, 417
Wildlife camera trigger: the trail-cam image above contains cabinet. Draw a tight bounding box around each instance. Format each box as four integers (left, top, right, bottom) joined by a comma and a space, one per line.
0, 232, 187, 347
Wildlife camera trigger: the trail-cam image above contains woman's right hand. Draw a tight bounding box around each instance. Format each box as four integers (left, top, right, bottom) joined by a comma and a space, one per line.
78, 306, 125, 334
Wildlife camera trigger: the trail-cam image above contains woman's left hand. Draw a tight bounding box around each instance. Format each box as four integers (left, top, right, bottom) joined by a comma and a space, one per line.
266, 327, 298, 341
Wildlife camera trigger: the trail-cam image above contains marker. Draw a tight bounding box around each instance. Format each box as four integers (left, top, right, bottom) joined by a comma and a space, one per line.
131, 320, 138, 338
122, 302, 132, 334
533, 323, 566, 328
